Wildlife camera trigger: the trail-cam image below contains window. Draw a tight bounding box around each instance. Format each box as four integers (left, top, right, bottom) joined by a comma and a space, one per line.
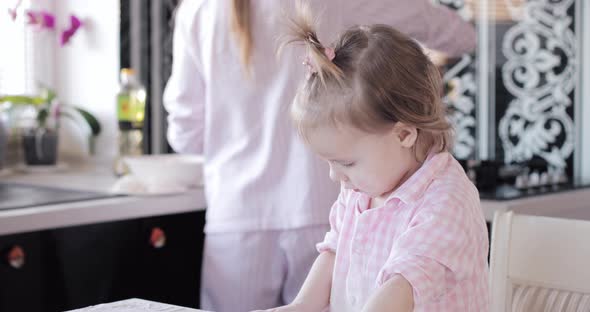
0, 0, 35, 95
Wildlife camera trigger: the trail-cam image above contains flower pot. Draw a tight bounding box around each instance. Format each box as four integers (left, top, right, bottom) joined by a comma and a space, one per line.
22, 129, 58, 165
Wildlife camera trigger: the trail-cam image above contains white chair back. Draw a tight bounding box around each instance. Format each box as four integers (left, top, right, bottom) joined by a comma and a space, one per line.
490, 211, 590, 312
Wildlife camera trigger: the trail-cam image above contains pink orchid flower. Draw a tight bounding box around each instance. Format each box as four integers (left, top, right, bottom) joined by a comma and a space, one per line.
7, 0, 22, 20
8, 4, 83, 47
8, 8, 17, 20
26, 10, 55, 30
60, 15, 82, 46
50, 99, 61, 119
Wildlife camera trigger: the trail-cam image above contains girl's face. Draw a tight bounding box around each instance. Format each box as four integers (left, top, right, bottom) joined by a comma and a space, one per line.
308, 123, 421, 201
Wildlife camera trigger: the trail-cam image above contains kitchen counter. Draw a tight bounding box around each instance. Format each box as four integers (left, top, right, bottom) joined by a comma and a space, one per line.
1, 161, 590, 236
0, 161, 206, 236
480, 187, 590, 222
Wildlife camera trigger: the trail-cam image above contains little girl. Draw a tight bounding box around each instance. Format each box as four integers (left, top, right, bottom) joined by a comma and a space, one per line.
257, 7, 490, 312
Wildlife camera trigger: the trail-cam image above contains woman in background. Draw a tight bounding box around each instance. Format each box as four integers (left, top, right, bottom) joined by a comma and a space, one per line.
163, 1, 476, 311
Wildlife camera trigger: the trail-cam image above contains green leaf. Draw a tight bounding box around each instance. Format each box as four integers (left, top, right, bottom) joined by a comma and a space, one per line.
0, 95, 45, 106
40, 88, 57, 103
61, 109, 101, 136
73, 107, 101, 136
37, 107, 49, 127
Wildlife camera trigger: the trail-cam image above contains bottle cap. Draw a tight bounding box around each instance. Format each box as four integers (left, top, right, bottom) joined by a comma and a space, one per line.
120, 68, 137, 84
121, 68, 135, 75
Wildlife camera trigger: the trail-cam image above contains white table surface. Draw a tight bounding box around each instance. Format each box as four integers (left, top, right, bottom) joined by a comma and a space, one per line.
68, 298, 209, 312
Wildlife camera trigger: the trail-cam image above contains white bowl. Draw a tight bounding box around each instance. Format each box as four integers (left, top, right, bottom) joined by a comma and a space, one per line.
122, 154, 204, 189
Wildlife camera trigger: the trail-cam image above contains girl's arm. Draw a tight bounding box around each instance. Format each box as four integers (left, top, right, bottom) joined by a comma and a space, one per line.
256, 189, 347, 312
253, 251, 335, 312
290, 250, 335, 310
361, 274, 414, 312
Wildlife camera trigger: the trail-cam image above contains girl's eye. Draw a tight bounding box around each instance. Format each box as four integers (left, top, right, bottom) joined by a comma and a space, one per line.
341, 162, 355, 168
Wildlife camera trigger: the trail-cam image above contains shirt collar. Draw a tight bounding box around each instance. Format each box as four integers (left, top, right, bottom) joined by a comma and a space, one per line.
384, 152, 450, 205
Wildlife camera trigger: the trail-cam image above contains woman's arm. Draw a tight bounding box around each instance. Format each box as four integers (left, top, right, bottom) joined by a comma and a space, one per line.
346, 0, 476, 58
417, 0, 476, 58
362, 274, 414, 312
163, 1, 206, 154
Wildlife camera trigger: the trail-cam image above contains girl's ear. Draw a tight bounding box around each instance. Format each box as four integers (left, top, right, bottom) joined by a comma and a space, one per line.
394, 123, 418, 148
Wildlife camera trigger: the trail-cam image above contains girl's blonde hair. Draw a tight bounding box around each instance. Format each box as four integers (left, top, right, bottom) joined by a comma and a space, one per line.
285, 2, 453, 162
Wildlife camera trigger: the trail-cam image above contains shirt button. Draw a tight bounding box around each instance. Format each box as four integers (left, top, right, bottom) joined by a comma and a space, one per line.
350, 296, 358, 305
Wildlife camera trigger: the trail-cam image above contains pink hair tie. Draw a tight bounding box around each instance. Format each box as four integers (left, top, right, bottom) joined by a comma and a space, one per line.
302, 47, 336, 76
323, 47, 335, 61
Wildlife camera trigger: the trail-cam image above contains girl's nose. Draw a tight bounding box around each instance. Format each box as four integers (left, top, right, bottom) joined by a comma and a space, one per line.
329, 165, 348, 183
329, 169, 338, 182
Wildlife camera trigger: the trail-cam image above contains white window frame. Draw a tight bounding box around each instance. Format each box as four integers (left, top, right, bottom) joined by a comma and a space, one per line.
0, 0, 56, 96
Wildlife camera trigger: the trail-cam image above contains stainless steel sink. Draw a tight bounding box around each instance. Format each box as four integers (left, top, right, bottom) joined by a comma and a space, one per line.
0, 183, 121, 211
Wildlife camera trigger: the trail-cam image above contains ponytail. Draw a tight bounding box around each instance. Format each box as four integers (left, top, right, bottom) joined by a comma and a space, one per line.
282, 1, 343, 86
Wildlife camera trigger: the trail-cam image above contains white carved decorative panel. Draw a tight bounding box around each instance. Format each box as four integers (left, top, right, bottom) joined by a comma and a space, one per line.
436, 0, 478, 160
437, 0, 580, 179
498, 0, 576, 172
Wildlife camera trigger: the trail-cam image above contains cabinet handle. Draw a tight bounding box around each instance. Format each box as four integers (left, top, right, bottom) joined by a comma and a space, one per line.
149, 227, 166, 249
6, 245, 25, 269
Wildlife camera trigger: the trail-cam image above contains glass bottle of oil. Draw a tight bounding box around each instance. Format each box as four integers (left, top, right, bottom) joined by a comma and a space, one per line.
114, 68, 146, 175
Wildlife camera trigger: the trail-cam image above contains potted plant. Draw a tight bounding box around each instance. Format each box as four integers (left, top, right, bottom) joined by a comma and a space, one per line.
0, 88, 101, 166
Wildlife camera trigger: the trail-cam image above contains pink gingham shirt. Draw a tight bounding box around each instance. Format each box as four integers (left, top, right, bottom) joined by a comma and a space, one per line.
317, 152, 489, 312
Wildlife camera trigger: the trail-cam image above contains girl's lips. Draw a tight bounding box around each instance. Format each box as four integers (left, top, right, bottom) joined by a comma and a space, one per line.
343, 184, 361, 192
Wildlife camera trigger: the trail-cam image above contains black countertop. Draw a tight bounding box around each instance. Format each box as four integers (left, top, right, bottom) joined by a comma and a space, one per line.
479, 182, 590, 201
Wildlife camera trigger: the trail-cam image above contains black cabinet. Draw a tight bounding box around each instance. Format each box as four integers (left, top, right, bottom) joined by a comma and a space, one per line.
134, 212, 205, 308
0, 231, 60, 312
51, 220, 141, 310
0, 210, 205, 312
